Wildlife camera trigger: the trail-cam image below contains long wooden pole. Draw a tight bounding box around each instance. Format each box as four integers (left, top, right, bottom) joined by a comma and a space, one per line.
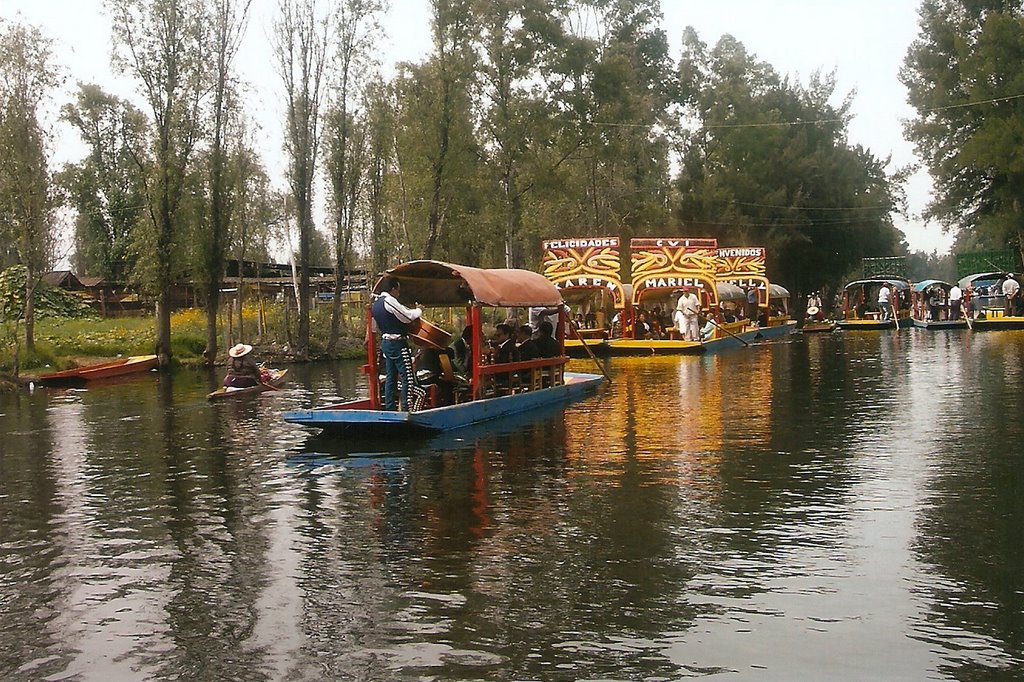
569, 324, 611, 383
708, 316, 751, 346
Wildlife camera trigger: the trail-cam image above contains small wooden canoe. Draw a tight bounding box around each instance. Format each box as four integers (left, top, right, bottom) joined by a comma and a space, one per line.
207, 369, 288, 401
38, 355, 159, 385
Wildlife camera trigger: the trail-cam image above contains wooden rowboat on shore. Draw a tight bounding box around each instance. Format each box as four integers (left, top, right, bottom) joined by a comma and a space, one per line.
207, 369, 288, 400
37, 355, 159, 386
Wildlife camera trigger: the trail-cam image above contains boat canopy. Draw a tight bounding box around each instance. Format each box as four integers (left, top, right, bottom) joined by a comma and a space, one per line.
913, 279, 952, 292
716, 282, 746, 301
769, 283, 790, 299
844, 278, 910, 291
957, 271, 1015, 289
374, 260, 563, 307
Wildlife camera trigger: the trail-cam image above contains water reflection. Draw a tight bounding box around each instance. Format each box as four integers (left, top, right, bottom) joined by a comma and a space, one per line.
1, 335, 1023, 679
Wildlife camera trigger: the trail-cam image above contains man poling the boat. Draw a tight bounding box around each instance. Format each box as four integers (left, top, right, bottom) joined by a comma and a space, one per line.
371, 276, 427, 411
224, 343, 262, 388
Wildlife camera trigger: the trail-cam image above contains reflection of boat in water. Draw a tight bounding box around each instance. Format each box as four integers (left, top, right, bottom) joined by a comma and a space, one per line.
38, 355, 159, 386
837, 278, 913, 330
910, 280, 967, 330
282, 260, 604, 435
960, 271, 1024, 330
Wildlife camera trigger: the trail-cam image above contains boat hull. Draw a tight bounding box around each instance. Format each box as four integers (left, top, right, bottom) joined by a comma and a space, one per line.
970, 315, 1024, 330
207, 369, 288, 400
800, 321, 836, 333
912, 319, 968, 330
564, 338, 611, 357
282, 371, 603, 434
837, 317, 912, 330
38, 355, 159, 385
754, 320, 798, 339
605, 338, 705, 355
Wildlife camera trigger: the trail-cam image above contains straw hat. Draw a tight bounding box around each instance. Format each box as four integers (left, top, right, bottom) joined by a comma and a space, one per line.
228, 343, 253, 358
806, 306, 820, 316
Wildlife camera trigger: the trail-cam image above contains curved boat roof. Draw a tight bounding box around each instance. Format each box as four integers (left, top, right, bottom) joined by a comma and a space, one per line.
844, 278, 910, 291
957, 271, 1015, 289
769, 283, 790, 298
375, 260, 563, 307
913, 279, 952, 292
716, 282, 746, 301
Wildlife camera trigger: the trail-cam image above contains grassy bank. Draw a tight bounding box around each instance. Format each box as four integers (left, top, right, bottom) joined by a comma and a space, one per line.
1, 302, 367, 377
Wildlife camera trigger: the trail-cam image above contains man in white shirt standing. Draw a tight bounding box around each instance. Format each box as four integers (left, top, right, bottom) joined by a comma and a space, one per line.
948, 283, 963, 321
372, 276, 423, 411
1002, 274, 1020, 316
675, 286, 702, 341
877, 282, 892, 321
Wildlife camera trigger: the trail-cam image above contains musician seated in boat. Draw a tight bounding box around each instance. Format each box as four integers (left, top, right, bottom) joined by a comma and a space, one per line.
414, 347, 455, 406
224, 343, 262, 388
451, 325, 473, 374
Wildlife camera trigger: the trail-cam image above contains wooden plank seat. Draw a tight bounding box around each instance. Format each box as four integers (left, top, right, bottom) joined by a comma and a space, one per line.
477, 356, 568, 397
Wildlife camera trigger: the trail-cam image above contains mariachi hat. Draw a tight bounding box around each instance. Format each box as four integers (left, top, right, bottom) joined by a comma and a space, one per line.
806, 306, 820, 316
228, 343, 253, 358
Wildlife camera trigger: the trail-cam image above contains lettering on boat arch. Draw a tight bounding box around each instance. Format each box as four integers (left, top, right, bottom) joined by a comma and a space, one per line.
717, 246, 769, 304
541, 236, 626, 308
629, 237, 719, 305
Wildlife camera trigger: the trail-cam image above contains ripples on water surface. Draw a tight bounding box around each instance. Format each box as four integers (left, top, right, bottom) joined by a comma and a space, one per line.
1, 330, 1023, 680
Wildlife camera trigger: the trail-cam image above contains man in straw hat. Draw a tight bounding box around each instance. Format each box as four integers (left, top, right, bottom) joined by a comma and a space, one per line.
224, 343, 261, 388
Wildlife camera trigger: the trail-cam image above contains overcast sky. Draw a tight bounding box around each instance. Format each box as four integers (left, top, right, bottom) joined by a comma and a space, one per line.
4, 0, 951, 254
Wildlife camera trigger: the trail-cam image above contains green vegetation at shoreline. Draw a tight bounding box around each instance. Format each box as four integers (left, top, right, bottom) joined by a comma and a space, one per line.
1, 303, 367, 380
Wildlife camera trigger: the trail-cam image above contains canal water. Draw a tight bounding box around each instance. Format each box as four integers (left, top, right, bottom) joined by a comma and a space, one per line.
1, 330, 1022, 681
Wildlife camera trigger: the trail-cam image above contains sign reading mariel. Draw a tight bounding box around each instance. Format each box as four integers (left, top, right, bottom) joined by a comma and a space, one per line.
541, 236, 625, 307
630, 238, 719, 303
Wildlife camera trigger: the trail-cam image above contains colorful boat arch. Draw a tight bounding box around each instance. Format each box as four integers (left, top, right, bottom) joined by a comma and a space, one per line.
629, 237, 720, 309
540, 236, 626, 308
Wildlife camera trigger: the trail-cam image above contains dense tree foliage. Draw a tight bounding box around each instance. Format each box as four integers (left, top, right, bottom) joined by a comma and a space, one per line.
903, 0, 1024, 263
273, 0, 331, 359
675, 30, 907, 298
107, 0, 208, 367
25, 1, 952, 355
0, 20, 59, 355
59, 85, 149, 284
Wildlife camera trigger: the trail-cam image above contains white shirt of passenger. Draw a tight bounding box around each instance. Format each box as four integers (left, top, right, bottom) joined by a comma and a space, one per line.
949, 285, 962, 302
877, 286, 891, 304
1002, 278, 1020, 297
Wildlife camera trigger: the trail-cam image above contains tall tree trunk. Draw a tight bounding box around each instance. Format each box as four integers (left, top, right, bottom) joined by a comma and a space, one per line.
297, 198, 311, 359
23, 271, 35, 354
329, 259, 343, 353
156, 290, 172, 367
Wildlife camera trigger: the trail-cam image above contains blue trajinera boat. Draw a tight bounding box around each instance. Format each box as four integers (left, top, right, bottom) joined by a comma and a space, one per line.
282, 260, 604, 434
